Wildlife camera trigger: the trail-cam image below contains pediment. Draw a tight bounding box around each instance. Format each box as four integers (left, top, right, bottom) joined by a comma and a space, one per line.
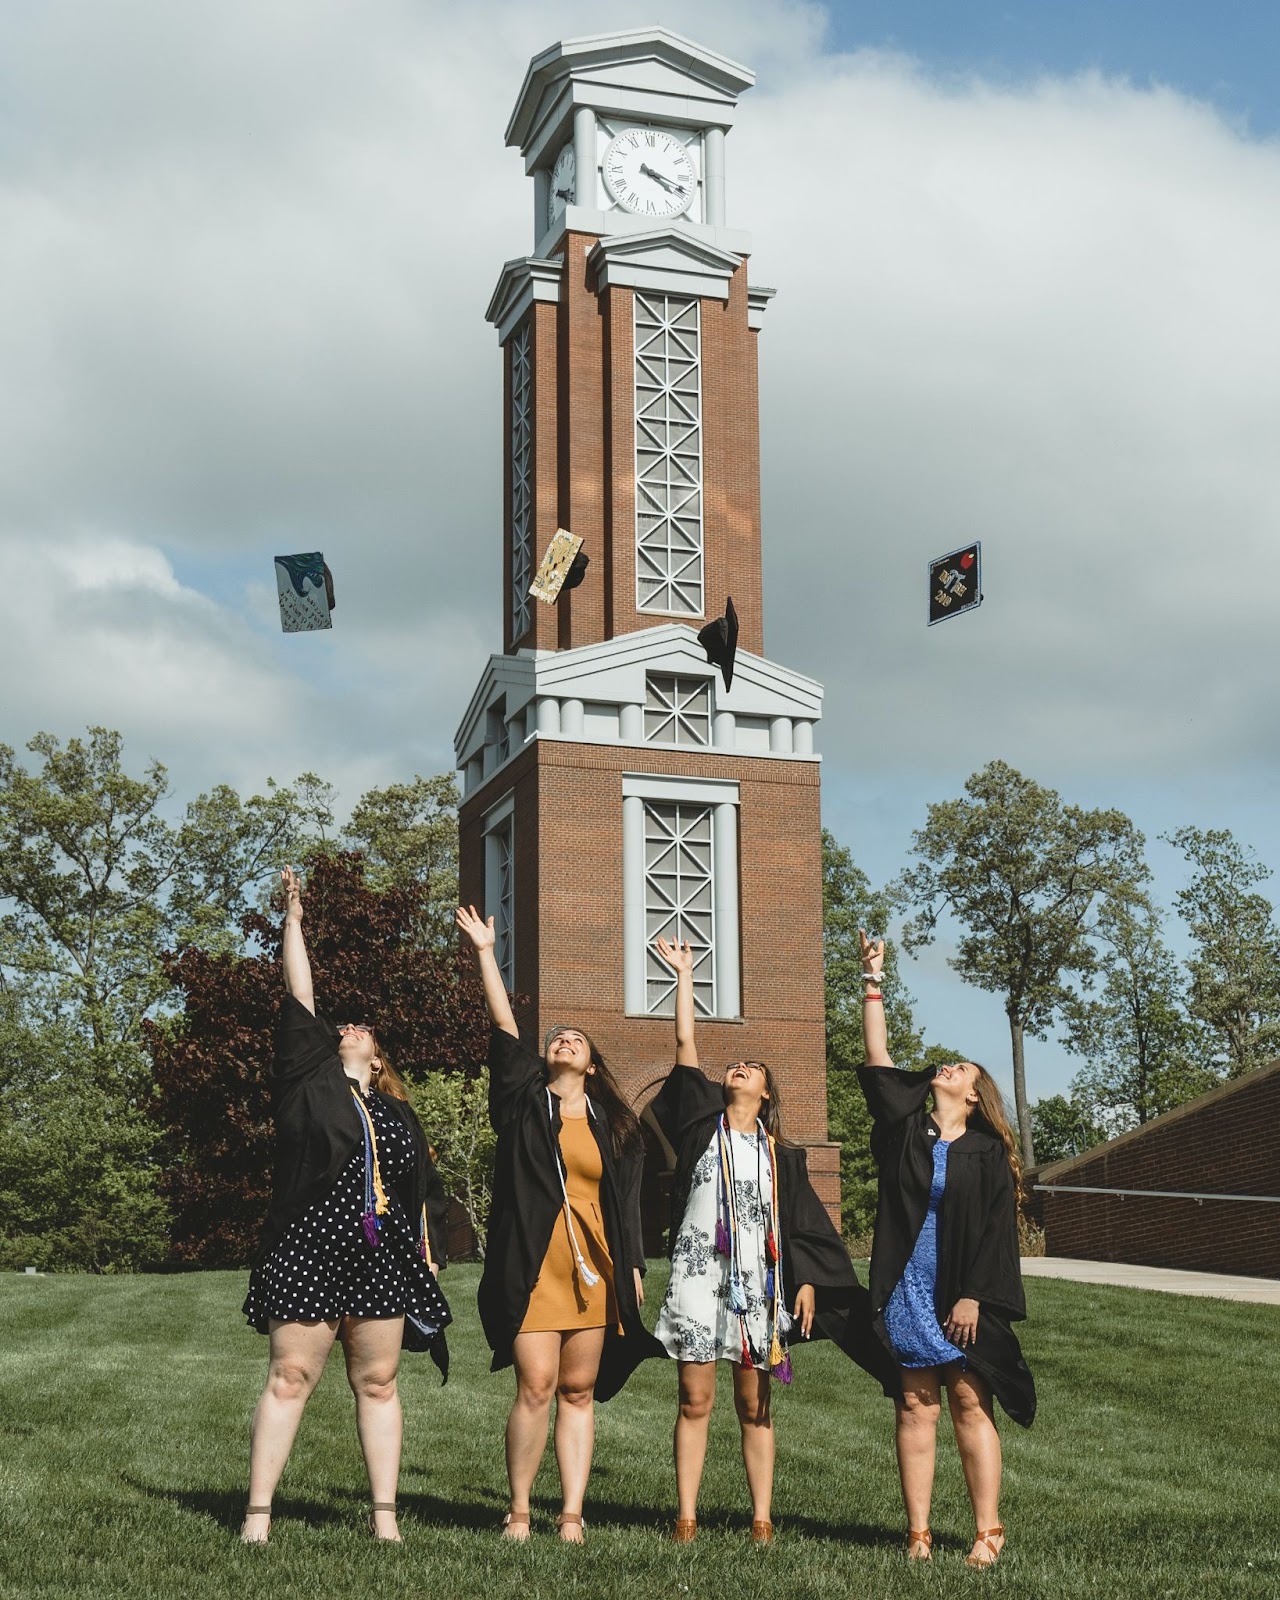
588, 229, 741, 300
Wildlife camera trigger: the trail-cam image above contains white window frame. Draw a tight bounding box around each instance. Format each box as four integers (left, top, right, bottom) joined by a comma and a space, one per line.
644, 673, 712, 747
622, 774, 740, 1019
483, 793, 515, 991
634, 293, 703, 617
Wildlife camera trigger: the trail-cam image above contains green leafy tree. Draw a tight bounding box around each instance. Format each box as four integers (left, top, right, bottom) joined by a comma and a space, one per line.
343, 775, 461, 948
1062, 896, 1215, 1134
1029, 1093, 1107, 1166
897, 761, 1148, 1166
408, 1068, 495, 1257
1165, 826, 1280, 1077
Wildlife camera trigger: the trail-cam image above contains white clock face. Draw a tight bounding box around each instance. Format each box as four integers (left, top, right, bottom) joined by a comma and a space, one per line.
601, 127, 696, 219
548, 142, 575, 227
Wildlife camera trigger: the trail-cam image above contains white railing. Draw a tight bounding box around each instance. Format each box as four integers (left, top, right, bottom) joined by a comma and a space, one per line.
1035, 1183, 1280, 1205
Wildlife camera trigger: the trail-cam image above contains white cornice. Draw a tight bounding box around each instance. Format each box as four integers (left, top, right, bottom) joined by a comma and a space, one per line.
508, 29, 754, 167
485, 255, 563, 344
747, 285, 777, 329
588, 229, 741, 300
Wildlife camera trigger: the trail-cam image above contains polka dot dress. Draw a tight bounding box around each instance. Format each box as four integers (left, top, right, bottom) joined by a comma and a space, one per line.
243, 1088, 451, 1337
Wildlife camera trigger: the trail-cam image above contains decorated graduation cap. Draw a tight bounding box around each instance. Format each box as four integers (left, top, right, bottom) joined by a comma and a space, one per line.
529, 528, 589, 605
927, 542, 982, 627
275, 552, 335, 633
697, 595, 739, 691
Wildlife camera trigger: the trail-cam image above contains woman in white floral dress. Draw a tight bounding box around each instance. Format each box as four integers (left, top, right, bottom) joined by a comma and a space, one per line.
648, 938, 888, 1545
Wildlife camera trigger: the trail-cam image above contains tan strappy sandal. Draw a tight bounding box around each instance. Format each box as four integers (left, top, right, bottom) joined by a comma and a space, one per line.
906, 1526, 933, 1561
240, 1505, 271, 1544
501, 1510, 531, 1540
673, 1518, 697, 1543
367, 1501, 401, 1541
557, 1511, 586, 1543
751, 1519, 774, 1546
966, 1525, 1004, 1568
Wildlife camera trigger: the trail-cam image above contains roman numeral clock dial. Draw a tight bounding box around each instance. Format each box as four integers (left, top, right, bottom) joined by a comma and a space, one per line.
602, 128, 696, 219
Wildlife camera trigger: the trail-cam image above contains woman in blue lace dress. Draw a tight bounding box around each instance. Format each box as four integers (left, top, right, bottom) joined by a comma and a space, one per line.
858, 931, 1034, 1570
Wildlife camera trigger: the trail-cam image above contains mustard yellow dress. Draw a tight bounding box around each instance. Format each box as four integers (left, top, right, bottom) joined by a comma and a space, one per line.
520, 1113, 618, 1332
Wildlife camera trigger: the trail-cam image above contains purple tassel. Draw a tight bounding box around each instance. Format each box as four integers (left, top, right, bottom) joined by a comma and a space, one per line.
362, 1211, 380, 1248
765, 1266, 775, 1301
714, 1218, 730, 1256
773, 1352, 794, 1386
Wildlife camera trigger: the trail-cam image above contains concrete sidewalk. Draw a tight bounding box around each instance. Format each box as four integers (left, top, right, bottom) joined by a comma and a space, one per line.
1020, 1256, 1280, 1305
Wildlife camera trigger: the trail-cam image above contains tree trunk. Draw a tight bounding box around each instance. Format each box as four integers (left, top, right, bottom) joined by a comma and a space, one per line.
1007, 1011, 1035, 1166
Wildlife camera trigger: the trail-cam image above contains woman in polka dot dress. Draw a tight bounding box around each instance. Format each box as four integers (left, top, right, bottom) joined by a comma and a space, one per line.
240, 867, 452, 1545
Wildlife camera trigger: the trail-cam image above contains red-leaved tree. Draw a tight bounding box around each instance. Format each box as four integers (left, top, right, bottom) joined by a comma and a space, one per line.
148, 852, 489, 1265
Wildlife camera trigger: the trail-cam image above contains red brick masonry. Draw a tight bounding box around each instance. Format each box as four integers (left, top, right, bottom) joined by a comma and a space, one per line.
1032, 1060, 1280, 1279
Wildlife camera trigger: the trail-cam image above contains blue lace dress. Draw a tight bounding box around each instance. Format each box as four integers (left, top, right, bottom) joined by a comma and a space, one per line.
883, 1138, 965, 1369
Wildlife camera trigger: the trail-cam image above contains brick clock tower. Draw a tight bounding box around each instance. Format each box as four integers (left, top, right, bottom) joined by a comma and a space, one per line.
456, 29, 837, 1227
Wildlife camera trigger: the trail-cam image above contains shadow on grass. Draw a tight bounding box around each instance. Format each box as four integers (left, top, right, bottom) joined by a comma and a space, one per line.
122, 1478, 356, 1535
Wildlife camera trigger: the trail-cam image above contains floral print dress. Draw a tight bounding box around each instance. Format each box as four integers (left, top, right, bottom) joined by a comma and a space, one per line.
655, 1125, 774, 1365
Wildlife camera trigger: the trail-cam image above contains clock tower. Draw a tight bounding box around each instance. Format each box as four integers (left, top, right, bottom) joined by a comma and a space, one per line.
455, 29, 838, 1226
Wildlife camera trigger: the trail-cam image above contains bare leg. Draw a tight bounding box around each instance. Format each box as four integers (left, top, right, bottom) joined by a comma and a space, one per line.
342, 1315, 407, 1541
552, 1326, 606, 1542
894, 1366, 942, 1556
673, 1361, 717, 1522
243, 1318, 339, 1541
505, 1331, 561, 1539
945, 1366, 1005, 1564
732, 1364, 774, 1526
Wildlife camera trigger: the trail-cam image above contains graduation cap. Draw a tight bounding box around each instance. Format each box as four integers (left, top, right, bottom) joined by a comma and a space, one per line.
529, 528, 589, 604
697, 595, 739, 691
928, 542, 982, 627
275, 553, 335, 633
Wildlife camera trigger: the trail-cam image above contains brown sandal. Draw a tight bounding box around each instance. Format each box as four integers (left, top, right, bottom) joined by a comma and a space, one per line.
673, 1518, 697, 1543
966, 1525, 1004, 1568
501, 1511, 531, 1540
557, 1511, 585, 1543
240, 1505, 271, 1545
367, 1501, 401, 1542
750, 1520, 774, 1546
906, 1527, 933, 1561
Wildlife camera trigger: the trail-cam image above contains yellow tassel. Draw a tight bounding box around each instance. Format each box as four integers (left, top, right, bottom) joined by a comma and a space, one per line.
352, 1091, 390, 1215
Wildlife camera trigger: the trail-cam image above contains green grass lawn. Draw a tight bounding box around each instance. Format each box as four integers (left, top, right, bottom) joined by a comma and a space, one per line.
0, 1264, 1276, 1600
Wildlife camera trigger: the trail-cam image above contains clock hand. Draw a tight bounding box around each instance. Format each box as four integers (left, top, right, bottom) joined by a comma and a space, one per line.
639, 163, 687, 197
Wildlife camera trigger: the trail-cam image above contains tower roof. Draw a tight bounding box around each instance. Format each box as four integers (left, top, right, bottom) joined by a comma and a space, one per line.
506, 27, 754, 170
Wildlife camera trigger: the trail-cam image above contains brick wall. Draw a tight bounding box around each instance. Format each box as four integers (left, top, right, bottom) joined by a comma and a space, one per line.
1037, 1061, 1280, 1278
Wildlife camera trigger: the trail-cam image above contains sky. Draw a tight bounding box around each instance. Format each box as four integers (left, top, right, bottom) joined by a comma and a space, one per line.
2, 0, 1278, 1105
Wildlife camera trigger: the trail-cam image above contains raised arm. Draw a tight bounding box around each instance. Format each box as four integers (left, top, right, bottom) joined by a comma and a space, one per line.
455, 904, 517, 1037
859, 927, 891, 1067
654, 935, 698, 1065
280, 866, 315, 1015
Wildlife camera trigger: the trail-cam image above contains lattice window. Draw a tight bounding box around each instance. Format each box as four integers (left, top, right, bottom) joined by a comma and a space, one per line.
510, 325, 533, 641
644, 802, 715, 1016
490, 815, 515, 990
644, 675, 711, 746
634, 294, 703, 616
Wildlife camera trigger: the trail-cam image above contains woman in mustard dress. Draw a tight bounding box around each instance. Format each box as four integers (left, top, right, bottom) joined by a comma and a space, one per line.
456, 905, 656, 1542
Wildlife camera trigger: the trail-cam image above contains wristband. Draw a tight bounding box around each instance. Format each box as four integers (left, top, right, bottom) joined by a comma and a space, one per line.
862, 992, 884, 1003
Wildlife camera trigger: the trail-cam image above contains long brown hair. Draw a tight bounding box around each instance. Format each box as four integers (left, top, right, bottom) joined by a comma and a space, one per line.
546, 1031, 643, 1160
967, 1063, 1021, 1188
721, 1061, 792, 1146
368, 1031, 410, 1103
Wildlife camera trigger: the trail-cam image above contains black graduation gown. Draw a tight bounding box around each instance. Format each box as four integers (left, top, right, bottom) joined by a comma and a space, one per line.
649, 1063, 898, 1389
477, 1026, 663, 1396
857, 1065, 1036, 1426
253, 994, 451, 1369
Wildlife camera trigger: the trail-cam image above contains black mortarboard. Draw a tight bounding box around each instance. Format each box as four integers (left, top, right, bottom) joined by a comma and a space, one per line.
563, 550, 589, 591
697, 595, 739, 691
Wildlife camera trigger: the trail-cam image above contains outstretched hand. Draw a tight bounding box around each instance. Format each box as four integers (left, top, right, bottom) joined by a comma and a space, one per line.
455, 904, 496, 953
654, 934, 695, 975
858, 927, 884, 977
280, 866, 303, 924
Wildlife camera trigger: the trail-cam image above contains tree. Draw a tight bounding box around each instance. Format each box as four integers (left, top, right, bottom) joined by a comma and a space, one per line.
408, 1068, 495, 1257
1062, 896, 1215, 1134
343, 775, 460, 947
1165, 826, 1280, 1077
148, 852, 491, 1265
897, 761, 1148, 1167
1029, 1094, 1108, 1167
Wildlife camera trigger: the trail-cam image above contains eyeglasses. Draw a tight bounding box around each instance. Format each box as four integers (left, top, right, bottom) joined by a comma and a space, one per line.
338, 1022, 374, 1036
726, 1060, 766, 1073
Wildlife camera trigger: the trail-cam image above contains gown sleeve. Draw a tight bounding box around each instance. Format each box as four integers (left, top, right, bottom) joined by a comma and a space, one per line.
271, 993, 342, 1087
486, 1025, 545, 1130
856, 1065, 934, 1125
781, 1147, 857, 1295
647, 1063, 724, 1145
958, 1145, 1027, 1321
616, 1142, 648, 1278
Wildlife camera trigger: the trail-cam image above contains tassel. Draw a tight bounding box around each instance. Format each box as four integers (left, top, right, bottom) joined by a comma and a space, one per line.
766, 1230, 778, 1265
729, 1273, 748, 1315
773, 1351, 794, 1386
715, 1218, 731, 1257
765, 1266, 775, 1302
777, 1305, 793, 1336
740, 1329, 753, 1368
362, 1211, 380, 1248
419, 1204, 429, 1261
